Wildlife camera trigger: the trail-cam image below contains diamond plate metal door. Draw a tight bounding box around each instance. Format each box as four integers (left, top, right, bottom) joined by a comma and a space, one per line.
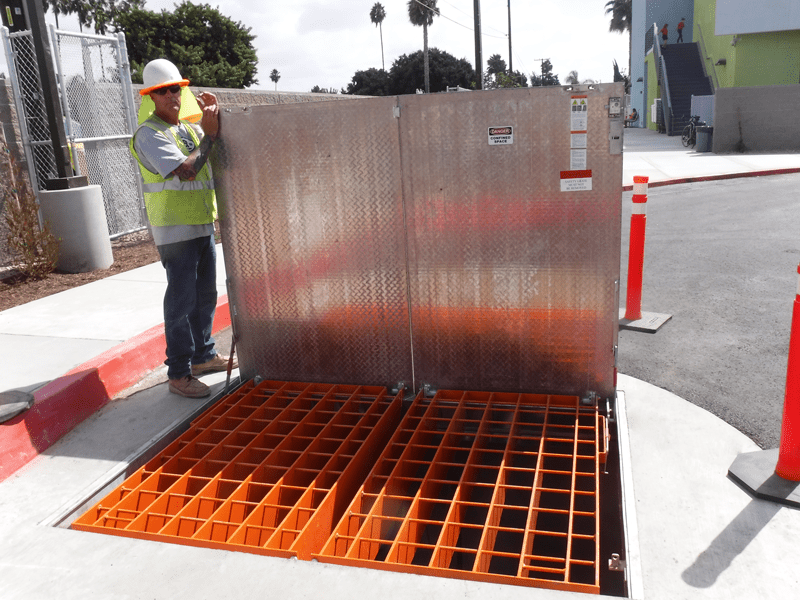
213, 85, 622, 398
214, 99, 413, 387
399, 85, 622, 398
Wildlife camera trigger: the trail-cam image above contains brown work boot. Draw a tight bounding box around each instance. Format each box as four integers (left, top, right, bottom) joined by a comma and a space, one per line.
191, 353, 238, 376
169, 375, 211, 398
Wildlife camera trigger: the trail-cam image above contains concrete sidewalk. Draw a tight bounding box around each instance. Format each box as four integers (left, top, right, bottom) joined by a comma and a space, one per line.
1, 128, 799, 599
622, 127, 799, 187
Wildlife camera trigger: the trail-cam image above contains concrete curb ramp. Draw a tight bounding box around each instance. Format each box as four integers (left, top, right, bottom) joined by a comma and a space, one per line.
0, 297, 230, 482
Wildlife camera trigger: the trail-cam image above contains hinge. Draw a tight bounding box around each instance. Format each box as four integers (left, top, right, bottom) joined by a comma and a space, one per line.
393, 105, 400, 118
422, 383, 437, 398
608, 553, 626, 572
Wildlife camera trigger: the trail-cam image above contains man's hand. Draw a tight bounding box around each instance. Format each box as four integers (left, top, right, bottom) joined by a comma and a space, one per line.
171, 91, 220, 181
196, 92, 220, 140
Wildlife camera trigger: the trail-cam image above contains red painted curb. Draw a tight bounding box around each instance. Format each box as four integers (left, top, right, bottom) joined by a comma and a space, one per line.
622, 167, 800, 191
0, 296, 230, 482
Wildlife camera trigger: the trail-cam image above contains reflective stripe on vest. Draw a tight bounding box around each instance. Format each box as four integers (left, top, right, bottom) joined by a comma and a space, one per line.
130, 116, 217, 227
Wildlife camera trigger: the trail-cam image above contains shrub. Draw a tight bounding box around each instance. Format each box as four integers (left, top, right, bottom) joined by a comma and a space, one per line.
1, 141, 59, 279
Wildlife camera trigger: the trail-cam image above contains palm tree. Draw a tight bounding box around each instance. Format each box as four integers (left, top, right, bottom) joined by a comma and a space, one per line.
407, 0, 438, 93
270, 69, 281, 91
604, 0, 632, 82
370, 3, 387, 71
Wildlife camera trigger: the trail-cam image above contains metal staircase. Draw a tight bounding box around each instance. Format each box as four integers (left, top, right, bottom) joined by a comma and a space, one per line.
658, 43, 714, 135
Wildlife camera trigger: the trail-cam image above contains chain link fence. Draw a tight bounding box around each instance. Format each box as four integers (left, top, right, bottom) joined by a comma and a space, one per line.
1, 25, 145, 247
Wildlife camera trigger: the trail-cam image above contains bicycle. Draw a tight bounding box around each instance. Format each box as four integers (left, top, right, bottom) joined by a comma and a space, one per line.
681, 115, 705, 148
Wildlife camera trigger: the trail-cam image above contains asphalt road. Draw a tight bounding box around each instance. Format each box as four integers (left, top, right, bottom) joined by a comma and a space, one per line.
617, 172, 800, 450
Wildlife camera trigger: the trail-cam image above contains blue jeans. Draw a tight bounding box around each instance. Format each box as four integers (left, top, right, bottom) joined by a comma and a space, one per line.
157, 235, 218, 380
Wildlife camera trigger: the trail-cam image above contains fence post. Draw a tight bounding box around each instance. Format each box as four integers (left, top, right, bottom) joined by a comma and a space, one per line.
776, 264, 800, 481
624, 176, 649, 321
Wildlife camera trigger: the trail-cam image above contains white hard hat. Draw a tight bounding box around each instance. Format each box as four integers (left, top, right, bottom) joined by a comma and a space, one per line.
140, 59, 190, 96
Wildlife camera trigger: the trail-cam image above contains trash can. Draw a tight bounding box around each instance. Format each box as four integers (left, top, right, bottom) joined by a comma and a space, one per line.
696, 126, 713, 152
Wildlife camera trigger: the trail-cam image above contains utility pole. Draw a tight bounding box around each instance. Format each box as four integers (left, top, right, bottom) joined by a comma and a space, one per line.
473, 0, 482, 89
24, 0, 85, 188
535, 57, 549, 83
507, 0, 512, 74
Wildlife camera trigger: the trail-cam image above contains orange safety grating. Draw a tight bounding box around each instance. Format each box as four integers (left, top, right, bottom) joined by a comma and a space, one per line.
72, 380, 403, 559
314, 390, 608, 594
72, 382, 608, 594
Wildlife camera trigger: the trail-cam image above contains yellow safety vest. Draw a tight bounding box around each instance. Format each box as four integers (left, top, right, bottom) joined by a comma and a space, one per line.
130, 116, 217, 227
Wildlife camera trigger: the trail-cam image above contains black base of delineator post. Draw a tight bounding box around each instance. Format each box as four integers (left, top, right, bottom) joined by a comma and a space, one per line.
728, 448, 800, 510
618, 309, 672, 333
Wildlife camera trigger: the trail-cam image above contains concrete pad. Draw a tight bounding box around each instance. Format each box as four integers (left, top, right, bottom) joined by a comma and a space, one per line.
728, 448, 800, 509
0, 369, 570, 600
0, 333, 120, 392
619, 374, 800, 598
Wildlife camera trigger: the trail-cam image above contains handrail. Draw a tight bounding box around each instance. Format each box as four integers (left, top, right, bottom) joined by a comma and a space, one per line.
652, 25, 675, 134
695, 22, 719, 90
659, 56, 675, 134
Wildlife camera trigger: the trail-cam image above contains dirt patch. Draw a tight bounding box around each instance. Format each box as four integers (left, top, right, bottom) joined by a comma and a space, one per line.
0, 230, 160, 312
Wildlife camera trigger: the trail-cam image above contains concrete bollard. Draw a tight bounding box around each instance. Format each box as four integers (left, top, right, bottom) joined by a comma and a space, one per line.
38, 184, 113, 273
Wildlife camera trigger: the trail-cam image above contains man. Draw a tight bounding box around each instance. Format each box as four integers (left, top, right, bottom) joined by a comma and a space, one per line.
677, 18, 686, 43
661, 23, 668, 46
130, 59, 236, 398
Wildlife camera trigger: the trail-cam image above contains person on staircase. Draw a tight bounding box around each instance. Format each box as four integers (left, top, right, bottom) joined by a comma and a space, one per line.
661, 23, 669, 46
677, 18, 686, 43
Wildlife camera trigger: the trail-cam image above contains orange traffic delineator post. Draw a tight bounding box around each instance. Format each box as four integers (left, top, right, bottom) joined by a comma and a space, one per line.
619, 176, 672, 333
624, 177, 648, 321
728, 265, 800, 507
775, 264, 800, 481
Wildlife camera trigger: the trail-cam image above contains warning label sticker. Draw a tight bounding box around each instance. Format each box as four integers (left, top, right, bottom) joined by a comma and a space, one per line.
570, 132, 587, 149
570, 149, 587, 170
570, 96, 588, 131
488, 126, 514, 145
560, 170, 593, 192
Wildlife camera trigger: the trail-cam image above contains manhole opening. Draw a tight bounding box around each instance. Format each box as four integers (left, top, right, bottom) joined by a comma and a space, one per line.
68, 380, 632, 596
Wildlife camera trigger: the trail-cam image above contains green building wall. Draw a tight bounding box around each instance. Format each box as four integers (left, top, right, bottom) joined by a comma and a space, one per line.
693, 0, 800, 87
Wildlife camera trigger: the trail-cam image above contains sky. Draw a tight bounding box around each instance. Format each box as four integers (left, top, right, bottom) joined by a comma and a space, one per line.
1, 0, 629, 92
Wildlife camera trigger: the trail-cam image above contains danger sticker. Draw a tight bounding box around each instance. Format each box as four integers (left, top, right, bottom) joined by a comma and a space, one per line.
560, 170, 593, 192
488, 126, 514, 145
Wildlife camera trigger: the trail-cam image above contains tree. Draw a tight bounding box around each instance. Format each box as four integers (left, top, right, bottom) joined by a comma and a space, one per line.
613, 59, 630, 93
485, 71, 528, 89
344, 68, 390, 96
486, 54, 507, 76
113, 1, 258, 88
387, 48, 474, 95
44, 0, 145, 34
605, 0, 632, 83
369, 2, 387, 71
566, 70, 596, 85
529, 59, 560, 86
407, 0, 438, 94
270, 69, 280, 91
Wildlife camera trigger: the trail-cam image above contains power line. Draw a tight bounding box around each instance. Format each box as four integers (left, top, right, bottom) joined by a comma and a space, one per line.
408, 0, 507, 40
437, 0, 508, 37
